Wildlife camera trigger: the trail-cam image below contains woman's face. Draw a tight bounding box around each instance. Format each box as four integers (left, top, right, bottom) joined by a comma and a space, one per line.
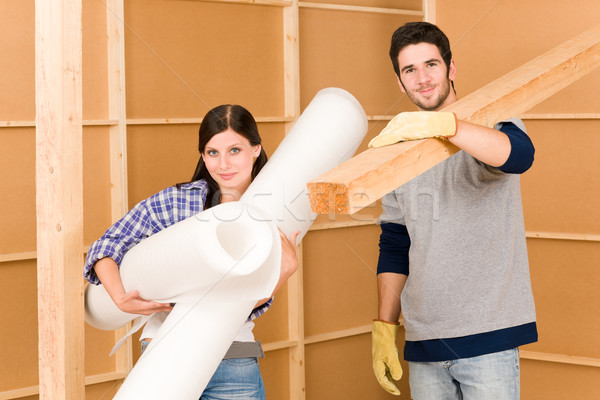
203, 128, 261, 200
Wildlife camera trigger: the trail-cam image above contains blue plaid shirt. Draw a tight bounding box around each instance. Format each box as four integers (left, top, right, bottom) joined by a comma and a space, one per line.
83, 179, 272, 321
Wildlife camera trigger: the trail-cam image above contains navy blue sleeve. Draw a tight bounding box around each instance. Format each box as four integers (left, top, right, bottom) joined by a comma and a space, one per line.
497, 121, 535, 174
377, 223, 410, 276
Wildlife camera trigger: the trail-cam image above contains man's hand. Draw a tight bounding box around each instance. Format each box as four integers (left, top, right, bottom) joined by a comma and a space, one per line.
372, 319, 403, 395
368, 111, 457, 147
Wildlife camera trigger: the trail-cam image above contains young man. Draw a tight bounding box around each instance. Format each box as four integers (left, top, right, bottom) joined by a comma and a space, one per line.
370, 22, 537, 399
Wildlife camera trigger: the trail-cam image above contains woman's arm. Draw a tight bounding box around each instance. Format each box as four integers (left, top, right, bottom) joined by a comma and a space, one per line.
94, 257, 173, 315
255, 229, 301, 307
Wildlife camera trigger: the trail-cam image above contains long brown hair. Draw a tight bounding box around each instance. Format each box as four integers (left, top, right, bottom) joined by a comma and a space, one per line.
177, 104, 268, 209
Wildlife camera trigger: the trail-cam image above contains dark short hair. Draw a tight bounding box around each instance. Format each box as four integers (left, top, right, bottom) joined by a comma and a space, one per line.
389, 22, 453, 78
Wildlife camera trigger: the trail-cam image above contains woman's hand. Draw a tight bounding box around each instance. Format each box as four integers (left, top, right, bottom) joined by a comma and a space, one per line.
114, 290, 173, 316
279, 229, 301, 283
94, 257, 173, 315
255, 229, 301, 308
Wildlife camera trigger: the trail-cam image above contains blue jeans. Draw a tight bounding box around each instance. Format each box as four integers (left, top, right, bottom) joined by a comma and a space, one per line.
140, 341, 265, 400
201, 357, 265, 400
408, 348, 520, 400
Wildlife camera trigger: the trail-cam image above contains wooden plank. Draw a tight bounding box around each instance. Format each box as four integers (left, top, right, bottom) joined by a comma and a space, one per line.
520, 351, 600, 368
287, 242, 306, 400
35, 0, 85, 398
298, 2, 423, 16
106, 0, 132, 377
283, 3, 305, 399
307, 24, 600, 214
0, 372, 127, 400
423, 0, 436, 23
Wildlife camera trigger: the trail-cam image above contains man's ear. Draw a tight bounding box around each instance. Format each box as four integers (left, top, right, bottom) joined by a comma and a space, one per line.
397, 75, 406, 93
448, 59, 457, 81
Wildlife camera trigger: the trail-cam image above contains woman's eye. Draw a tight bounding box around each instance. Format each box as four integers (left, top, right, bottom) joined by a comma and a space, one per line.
230, 147, 241, 154
207, 150, 217, 156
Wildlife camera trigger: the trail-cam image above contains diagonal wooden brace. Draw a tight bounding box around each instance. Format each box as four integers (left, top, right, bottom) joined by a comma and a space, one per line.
308, 24, 600, 214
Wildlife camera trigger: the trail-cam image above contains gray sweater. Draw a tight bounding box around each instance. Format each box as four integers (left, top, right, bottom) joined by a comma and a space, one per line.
379, 119, 536, 342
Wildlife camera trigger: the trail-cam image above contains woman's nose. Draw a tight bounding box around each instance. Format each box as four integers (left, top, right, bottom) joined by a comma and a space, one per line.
219, 155, 230, 169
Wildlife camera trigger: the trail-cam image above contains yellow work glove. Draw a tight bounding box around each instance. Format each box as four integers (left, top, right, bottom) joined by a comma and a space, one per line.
372, 319, 403, 396
368, 111, 458, 148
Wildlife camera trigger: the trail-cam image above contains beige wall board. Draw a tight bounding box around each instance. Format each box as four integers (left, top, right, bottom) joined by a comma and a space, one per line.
260, 348, 291, 400
521, 359, 600, 399
126, 124, 202, 206
256, 122, 287, 160
253, 284, 291, 343
302, 225, 380, 336
305, 333, 410, 399
83, 126, 113, 244
0, 1, 34, 121
301, 0, 422, 10
0, 128, 35, 254
124, 0, 284, 119
82, 0, 109, 120
529, 75, 600, 115
299, 9, 416, 116
84, 323, 120, 376
0, 261, 38, 391
523, 239, 600, 358
521, 120, 600, 234
84, 380, 123, 400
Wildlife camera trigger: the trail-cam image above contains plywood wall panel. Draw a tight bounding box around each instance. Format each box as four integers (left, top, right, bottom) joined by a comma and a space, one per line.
261, 348, 290, 400
83, 127, 113, 245
124, 0, 284, 119
0, 1, 34, 121
85, 381, 122, 399
299, 9, 416, 116
522, 359, 600, 399
0, 261, 38, 391
303, 225, 380, 337
84, 323, 120, 376
305, 333, 410, 399
82, 0, 109, 120
126, 124, 202, 207
254, 285, 290, 344
523, 239, 600, 358
521, 120, 600, 234
0, 128, 36, 254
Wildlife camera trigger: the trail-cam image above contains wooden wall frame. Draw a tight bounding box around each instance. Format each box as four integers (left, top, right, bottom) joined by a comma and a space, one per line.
0, 0, 593, 398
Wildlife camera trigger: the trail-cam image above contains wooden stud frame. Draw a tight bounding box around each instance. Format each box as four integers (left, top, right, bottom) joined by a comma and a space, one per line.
0, 1, 593, 399
35, 0, 85, 398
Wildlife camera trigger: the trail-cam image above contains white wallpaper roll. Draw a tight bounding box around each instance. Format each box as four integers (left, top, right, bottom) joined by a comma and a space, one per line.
84, 88, 367, 399
241, 87, 368, 240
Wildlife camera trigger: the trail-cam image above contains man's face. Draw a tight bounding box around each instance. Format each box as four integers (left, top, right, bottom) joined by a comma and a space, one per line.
396, 42, 456, 111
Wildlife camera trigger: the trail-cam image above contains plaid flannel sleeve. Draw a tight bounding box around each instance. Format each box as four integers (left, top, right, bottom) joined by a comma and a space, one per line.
83, 198, 158, 284
248, 297, 273, 321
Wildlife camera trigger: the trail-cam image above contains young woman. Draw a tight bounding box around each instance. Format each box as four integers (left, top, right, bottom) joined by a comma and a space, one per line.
83, 104, 299, 400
